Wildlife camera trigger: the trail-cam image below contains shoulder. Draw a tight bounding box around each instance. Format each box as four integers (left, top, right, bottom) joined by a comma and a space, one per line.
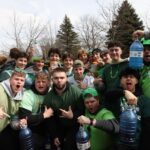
98, 108, 115, 120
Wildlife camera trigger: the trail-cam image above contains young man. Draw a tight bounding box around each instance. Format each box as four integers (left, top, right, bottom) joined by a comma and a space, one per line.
0, 68, 26, 150
105, 67, 150, 150
68, 59, 94, 90
97, 41, 128, 94
43, 67, 84, 150
19, 72, 53, 150
78, 88, 119, 150
62, 52, 74, 77
132, 30, 150, 99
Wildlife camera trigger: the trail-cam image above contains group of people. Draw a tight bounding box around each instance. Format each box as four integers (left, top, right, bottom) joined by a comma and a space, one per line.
0, 30, 149, 150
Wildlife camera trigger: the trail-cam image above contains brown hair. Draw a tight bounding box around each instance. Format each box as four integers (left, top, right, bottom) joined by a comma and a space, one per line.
35, 72, 50, 81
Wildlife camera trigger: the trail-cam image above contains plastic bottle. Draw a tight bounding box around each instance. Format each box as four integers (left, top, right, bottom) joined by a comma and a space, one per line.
129, 39, 144, 69
119, 107, 137, 146
19, 125, 34, 150
76, 126, 91, 150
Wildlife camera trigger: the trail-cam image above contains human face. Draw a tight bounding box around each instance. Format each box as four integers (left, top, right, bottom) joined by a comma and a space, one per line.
84, 97, 100, 113
52, 72, 67, 90
92, 52, 101, 62
10, 74, 25, 95
63, 58, 73, 70
49, 53, 60, 62
35, 60, 45, 71
101, 53, 112, 64
35, 78, 49, 94
120, 75, 138, 92
143, 46, 150, 63
16, 58, 27, 69
109, 46, 122, 62
73, 67, 84, 78
79, 54, 88, 63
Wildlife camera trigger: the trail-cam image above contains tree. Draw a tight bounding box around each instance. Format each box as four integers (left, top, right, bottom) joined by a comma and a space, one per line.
107, 0, 144, 57
76, 15, 106, 50
56, 15, 80, 55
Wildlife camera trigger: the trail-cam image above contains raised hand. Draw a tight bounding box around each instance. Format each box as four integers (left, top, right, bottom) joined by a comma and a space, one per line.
59, 106, 73, 119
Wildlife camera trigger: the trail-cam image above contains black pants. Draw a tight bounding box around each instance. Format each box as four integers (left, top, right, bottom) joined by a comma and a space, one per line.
0, 125, 20, 150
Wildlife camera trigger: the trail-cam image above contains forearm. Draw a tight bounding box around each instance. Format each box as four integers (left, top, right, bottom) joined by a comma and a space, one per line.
92, 119, 119, 134
19, 107, 44, 126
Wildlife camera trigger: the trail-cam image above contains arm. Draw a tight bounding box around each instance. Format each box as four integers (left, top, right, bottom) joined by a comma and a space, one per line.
78, 115, 119, 134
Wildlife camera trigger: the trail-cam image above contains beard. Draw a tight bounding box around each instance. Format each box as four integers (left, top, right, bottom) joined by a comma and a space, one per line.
54, 83, 66, 90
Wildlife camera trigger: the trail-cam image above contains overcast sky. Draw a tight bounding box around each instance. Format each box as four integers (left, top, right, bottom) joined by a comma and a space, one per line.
0, 0, 150, 52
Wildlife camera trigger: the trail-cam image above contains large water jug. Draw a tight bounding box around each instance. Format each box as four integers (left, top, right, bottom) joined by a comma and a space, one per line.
119, 108, 137, 146
129, 39, 143, 69
76, 126, 91, 150
19, 125, 34, 150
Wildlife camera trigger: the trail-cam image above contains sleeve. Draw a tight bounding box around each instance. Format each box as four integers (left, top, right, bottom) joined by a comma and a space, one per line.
19, 107, 44, 126
94, 119, 119, 134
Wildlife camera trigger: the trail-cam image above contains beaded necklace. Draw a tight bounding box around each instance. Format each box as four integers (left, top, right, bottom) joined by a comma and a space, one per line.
110, 64, 120, 79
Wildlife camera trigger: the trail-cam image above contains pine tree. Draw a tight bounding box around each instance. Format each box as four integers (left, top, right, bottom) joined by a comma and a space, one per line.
56, 15, 80, 56
107, 0, 144, 57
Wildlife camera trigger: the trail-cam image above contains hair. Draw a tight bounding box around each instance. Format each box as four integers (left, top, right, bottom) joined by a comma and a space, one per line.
48, 48, 61, 58
52, 67, 66, 75
119, 67, 140, 80
107, 41, 123, 49
62, 52, 74, 61
35, 72, 50, 81
16, 51, 28, 60
9, 48, 20, 59
92, 48, 101, 55
77, 48, 88, 58
0, 55, 7, 65
11, 71, 26, 78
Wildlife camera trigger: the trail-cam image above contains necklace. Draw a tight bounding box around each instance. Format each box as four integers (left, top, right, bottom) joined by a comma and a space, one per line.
110, 64, 119, 79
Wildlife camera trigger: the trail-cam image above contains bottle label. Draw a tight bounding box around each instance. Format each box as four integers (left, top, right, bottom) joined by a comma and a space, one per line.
130, 51, 143, 57
77, 141, 90, 150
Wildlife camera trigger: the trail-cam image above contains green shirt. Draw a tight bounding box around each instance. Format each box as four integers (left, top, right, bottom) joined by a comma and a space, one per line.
85, 108, 115, 150
20, 90, 45, 114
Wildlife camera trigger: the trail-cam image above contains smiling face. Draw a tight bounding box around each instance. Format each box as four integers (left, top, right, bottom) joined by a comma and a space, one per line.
63, 57, 73, 70
120, 75, 138, 92
10, 73, 25, 95
15, 57, 27, 69
73, 66, 84, 79
34, 59, 45, 71
84, 97, 100, 113
109, 46, 122, 62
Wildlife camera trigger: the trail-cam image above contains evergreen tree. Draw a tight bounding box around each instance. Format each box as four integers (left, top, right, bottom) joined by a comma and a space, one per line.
56, 15, 80, 55
107, 0, 144, 57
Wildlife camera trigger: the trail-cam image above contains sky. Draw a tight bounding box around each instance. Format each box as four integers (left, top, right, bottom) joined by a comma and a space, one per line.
0, 0, 150, 53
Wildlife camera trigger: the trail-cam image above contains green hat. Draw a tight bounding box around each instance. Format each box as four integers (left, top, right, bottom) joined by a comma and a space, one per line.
31, 56, 44, 62
82, 88, 98, 100
141, 38, 150, 45
73, 59, 84, 68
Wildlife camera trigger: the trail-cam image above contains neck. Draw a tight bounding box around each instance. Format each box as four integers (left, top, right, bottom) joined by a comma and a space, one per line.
112, 58, 122, 64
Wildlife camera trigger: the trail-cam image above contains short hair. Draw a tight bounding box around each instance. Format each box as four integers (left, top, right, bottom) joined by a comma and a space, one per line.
107, 41, 123, 49
119, 67, 140, 80
92, 48, 101, 55
62, 52, 74, 61
52, 67, 66, 75
11, 70, 26, 78
35, 72, 50, 81
48, 48, 61, 58
77, 48, 88, 58
9, 48, 20, 59
16, 52, 28, 60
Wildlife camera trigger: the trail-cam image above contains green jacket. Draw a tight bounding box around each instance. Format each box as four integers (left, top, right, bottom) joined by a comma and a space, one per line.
43, 83, 84, 126
85, 108, 115, 150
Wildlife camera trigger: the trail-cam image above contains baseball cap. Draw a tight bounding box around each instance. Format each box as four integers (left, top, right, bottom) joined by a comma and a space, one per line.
82, 88, 98, 100
73, 60, 84, 68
